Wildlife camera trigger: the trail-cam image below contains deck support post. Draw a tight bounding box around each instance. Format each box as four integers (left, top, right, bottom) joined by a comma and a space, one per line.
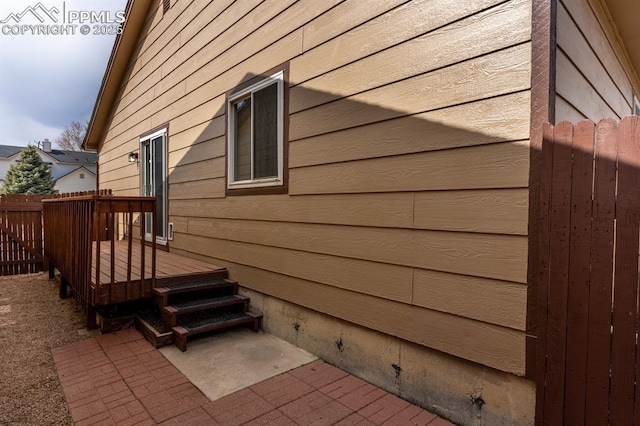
86, 304, 98, 330
48, 262, 55, 280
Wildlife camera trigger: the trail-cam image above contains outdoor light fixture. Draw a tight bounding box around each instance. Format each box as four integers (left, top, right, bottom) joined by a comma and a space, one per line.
128, 152, 139, 163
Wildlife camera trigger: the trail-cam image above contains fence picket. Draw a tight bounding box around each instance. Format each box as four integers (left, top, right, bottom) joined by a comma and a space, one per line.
535, 123, 555, 425
564, 120, 595, 425
543, 122, 574, 425
610, 117, 640, 424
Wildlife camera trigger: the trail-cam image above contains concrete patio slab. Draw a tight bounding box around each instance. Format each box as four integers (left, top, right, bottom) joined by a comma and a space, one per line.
158, 328, 317, 401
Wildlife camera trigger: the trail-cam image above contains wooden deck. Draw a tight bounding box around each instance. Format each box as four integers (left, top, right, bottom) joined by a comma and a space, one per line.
91, 241, 227, 305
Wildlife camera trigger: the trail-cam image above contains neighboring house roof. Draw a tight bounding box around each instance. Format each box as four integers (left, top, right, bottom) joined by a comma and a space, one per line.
0, 145, 24, 158
46, 150, 98, 165
84, 0, 153, 151
54, 165, 96, 181
0, 144, 98, 165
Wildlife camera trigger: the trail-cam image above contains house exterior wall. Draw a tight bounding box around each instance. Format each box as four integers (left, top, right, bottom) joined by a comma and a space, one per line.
97, 0, 535, 423
55, 168, 96, 193
555, 0, 640, 122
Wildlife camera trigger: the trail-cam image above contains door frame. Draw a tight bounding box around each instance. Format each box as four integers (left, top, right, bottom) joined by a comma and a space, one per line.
139, 126, 168, 245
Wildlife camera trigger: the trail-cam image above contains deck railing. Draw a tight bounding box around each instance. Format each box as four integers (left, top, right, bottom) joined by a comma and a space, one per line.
43, 190, 156, 322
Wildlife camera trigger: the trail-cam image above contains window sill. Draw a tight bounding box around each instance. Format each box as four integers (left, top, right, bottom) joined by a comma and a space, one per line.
227, 178, 283, 190
225, 184, 289, 197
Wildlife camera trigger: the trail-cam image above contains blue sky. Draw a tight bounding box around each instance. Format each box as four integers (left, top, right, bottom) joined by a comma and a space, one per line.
0, 0, 127, 147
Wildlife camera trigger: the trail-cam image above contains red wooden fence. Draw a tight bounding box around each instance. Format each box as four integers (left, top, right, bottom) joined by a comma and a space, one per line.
0, 194, 45, 275
537, 116, 640, 425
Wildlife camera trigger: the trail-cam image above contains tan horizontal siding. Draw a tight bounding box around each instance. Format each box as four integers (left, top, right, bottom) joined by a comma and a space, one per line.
170, 232, 526, 331
111, 29, 304, 144
114, 0, 255, 127
168, 138, 225, 170
154, 0, 301, 101
413, 189, 529, 235
556, 3, 629, 116
168, 179, 225, 200
168, 119, 224, 154
174, 233, 414, 303
100, 122, 151, 164
128, 0, 176, 77
168, 216, 188, 235
169, 189, 527, 236
99, 172, 138, 188
291, 0, 531, 113
556, 50, 617, 120
290, 43, 531, 141
563, 0, 635, 101
97, 0, 533, 374
412, 269, 526, 331
186, 218, 528, 283
98, 158, 137, 176
290, 91, 530, 168
168, 157, 225, 184
99, 174, 139, 192
555, 0, 638, 122
153, 30, 303, 131
170, 242, 526, 375
169, 193, 414, 229
290, 141, 529, 195
555, 96, 587, 123
108, 0, 341, 138
290, 0, 506, 84
301, 0, 408, 51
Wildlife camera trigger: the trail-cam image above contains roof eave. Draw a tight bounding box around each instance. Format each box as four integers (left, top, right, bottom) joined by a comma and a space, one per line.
83, 0, 154, 151
602, 0, 640, 91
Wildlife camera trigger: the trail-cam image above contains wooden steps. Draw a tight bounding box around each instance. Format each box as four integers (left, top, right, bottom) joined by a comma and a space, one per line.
173, 311, 262, 352
153, 277, 262, 351
154, 278, 238, 307
162, 294, 249, 327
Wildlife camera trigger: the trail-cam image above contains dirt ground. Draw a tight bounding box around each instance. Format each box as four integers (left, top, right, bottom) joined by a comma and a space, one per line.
0, 272, 98, 425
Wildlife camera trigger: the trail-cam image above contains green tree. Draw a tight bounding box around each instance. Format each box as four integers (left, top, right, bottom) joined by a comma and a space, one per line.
2, 146, 57, 194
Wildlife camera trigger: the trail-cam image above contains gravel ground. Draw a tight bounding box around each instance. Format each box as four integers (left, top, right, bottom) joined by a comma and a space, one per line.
0, 273, 99, 425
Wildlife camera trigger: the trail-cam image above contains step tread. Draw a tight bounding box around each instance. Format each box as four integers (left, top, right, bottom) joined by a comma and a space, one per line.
165, 294, 248, 312
153, 279, 237, 295
174, 311, 262, 334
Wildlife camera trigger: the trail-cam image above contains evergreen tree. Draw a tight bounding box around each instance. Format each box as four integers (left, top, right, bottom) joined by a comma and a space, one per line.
2, 146, 57, 194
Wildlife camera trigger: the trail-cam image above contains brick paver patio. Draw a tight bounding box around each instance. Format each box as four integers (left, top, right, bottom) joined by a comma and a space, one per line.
52, 329, 453, 425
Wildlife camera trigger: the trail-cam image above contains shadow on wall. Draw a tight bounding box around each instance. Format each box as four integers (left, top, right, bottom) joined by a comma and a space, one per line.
168, 72, 529, 200
161, 74, 532, 423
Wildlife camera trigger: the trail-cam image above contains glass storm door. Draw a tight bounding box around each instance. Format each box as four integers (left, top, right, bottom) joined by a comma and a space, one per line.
141, 130, 167, 243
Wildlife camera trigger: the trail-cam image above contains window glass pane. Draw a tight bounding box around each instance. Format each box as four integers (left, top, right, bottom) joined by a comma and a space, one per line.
233, 98, 252, 181
253, 83, 278, 179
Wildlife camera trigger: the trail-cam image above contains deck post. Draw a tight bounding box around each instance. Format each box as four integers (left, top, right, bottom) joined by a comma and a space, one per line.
48, 262, 55, 280
86, 304, 97, 329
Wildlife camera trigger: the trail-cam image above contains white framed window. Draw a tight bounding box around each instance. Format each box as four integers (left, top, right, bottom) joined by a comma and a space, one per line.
227, 70, 284, 190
